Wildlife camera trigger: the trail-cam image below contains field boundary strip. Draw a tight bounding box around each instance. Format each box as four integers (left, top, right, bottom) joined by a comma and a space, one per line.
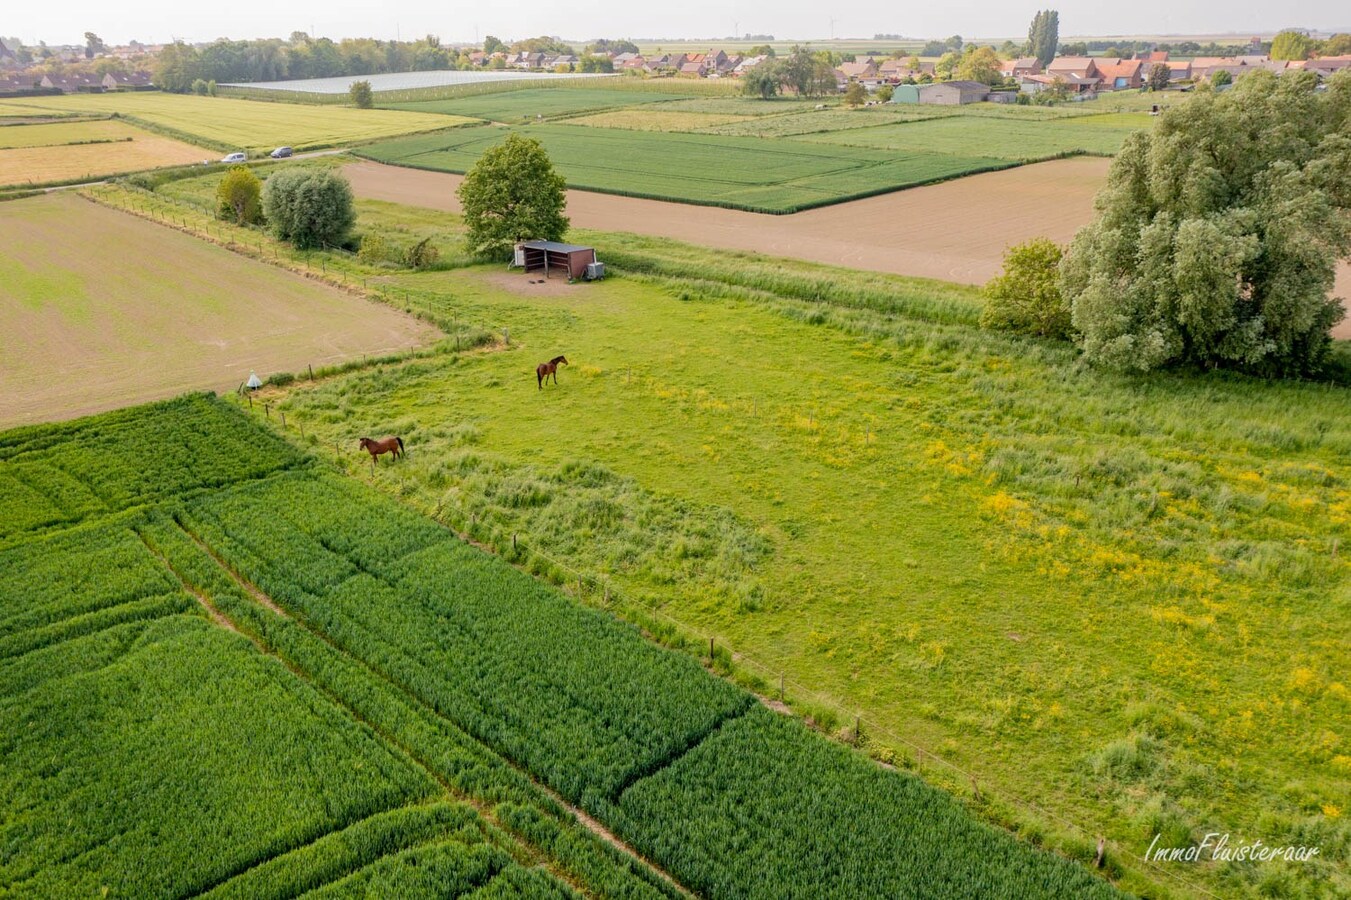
162, 513, 693, 899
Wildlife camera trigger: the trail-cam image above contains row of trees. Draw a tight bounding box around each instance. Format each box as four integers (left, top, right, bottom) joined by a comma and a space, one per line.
983, 71, 1350, 378
742, 46, 842, 99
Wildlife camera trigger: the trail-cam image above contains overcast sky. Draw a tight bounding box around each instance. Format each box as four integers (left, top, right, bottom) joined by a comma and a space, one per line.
4, 0, 1347, 47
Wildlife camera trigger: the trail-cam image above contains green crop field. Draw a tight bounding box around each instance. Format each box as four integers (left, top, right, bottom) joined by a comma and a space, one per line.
357, 123, 1012, 212
798, 111, 1155, 158
0, 92, 470, 152
381, 87, 694, 121
144, 180, 1343, 899
0, 393, 1119, 898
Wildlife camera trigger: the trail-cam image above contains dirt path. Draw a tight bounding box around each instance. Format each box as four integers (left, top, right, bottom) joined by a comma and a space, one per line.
345, 159, 1351, 339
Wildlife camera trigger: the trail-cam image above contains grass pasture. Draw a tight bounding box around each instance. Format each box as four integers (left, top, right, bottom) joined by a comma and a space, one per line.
0, 192, 437, 427
0, 118, 210, 187
357, 123, 1012, 212
798, 111, 1154, 159
381, 87, 693, 121
0, 92, 469, 152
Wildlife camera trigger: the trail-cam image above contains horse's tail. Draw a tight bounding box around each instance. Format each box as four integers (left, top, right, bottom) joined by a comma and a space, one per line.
396, 436, 405, 456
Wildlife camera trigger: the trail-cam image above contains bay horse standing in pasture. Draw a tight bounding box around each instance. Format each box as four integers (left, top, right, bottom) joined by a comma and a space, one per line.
537, 355, 568, 390
359, 436, 404, 464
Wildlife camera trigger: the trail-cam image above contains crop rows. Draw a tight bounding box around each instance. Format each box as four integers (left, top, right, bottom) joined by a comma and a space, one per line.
181, 470, 753, 809
356, 123, 1011, 213
0, 394, 301, 541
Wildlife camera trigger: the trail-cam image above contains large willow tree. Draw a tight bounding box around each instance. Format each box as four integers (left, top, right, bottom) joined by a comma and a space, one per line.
1061, 71, 1351, 376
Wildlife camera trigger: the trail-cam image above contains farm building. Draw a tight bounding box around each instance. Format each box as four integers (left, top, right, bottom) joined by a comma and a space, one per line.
518, 240, 599, 280
890, 82, 990, 105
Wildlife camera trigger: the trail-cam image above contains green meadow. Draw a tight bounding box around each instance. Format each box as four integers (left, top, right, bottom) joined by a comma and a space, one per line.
381, 87, 694, 121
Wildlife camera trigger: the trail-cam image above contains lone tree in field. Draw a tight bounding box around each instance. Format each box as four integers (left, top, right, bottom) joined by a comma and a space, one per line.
349, 79, 373, 108
1026, 10, 1059, 67
981, 239, 1071, 338
457, 133, 568, 259
216, 165, 262, 225
843, 82, 867, 107
1061, 71, 1351, 376
262, 168, 356, 249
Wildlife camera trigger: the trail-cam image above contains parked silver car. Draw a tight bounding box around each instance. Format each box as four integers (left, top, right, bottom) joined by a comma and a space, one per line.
220, 152, 247, 164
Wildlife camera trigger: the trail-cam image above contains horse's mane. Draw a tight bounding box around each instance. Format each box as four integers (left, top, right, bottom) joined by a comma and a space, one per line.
550, 355, 567, 364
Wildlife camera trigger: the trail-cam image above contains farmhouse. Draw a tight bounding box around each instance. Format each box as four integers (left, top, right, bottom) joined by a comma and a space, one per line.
837, 59, 879, 81
1306, 55, 1351, 76
999, 57, 1043, 79
1096, 58, 1143, 90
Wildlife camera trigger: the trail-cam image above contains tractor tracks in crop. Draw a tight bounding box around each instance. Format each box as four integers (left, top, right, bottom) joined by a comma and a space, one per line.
161, 517, 692, 899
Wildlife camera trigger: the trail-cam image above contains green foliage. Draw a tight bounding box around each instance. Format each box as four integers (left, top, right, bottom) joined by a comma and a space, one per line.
876, 84, 894, 103
842, 81, 867, 107
1146, 62, 1170, 91
215, 164, 262, 225
777, 45, 837, 97
606, 706, 1121, 898
741, 63, 781, 100
980, 238, 1071, 338
1210, 69, 1232, 87
404, 236, 439, 269
936, 50, 961, 80
191, 78, 210, 96
349, 79, 374, 108
456, 133, 568, 259
1270, 30, 1316, 61
957, 46, 1003, 85
262, 168, 357, 249
1062, 71, 1351, 375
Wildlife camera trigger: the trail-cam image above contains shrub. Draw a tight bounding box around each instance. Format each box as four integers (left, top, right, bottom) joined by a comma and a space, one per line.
843, 82, 867, 107
262, 168, 356, 249
404, 237, 440, 269
215, 165, 262, 226
980, 239, 1071, 338
350, 79, 373, 109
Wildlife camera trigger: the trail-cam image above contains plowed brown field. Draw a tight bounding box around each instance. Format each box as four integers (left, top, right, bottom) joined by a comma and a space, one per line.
345, 158, 1351, 338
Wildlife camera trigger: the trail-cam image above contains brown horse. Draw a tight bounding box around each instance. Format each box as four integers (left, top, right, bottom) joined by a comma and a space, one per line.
359, 436, 404, 463
536, 355, 568, 390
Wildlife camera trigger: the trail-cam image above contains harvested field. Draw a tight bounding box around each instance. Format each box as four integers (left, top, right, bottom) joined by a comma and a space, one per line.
343, 156, 1108, 284
343, 158, 1351, 338
797, 112, 1154, 159
0, 193, 438, 427
0, 92, 467, 152
0, 120, 210, 187
0, 118, 138, 149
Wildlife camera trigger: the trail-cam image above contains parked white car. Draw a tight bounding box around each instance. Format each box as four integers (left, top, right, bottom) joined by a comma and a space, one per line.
220, 152, 247, 164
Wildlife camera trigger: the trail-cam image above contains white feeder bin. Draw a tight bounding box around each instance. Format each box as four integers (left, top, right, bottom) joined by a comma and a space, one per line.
246, 372, 263, 390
